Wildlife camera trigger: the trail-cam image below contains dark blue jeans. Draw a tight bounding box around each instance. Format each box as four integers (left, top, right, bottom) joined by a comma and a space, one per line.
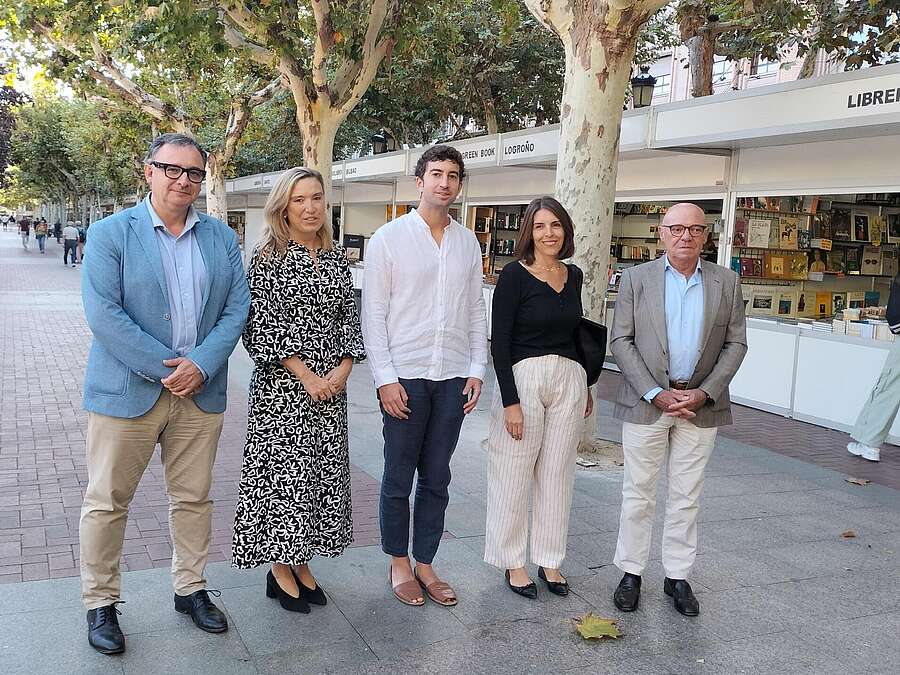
379, 377, 467, 564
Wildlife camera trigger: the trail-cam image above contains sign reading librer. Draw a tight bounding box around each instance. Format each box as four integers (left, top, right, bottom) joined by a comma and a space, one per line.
847, 87, 900, 109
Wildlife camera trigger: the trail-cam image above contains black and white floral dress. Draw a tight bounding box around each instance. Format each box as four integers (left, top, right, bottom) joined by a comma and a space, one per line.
232, 242, 365, 568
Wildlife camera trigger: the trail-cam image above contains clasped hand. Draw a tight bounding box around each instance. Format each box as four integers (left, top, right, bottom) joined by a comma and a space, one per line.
302, 362, 351, 402
161, 357, 204, 397
653, 388, 707, 418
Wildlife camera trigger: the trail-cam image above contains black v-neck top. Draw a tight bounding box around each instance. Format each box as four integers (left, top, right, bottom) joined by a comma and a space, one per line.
490, 261, 584, 407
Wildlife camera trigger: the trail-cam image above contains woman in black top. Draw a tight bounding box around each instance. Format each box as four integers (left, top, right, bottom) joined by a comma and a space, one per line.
484, 196, 592, 599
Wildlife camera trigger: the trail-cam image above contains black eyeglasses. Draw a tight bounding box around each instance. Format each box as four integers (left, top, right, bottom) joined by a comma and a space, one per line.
148, 161, 206, 184
661, 224, 707, 238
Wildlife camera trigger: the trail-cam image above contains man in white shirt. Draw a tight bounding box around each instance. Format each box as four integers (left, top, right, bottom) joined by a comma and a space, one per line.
63, 220, 80, 267
362, 146, 488, 607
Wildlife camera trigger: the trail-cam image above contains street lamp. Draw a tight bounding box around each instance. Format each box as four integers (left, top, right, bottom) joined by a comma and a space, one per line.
371, 131, 388, 154
630, 66, 657, 109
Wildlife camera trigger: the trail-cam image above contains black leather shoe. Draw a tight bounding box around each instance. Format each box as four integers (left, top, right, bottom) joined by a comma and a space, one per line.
505, 569, 537, 599
266, 570, 310, 613
87, 603, 125, 655
291, 567, 327, 606
538, 567, 569, 596
174, 589, 229, 632
664, 578, 700, 617
613, 573, 641, 612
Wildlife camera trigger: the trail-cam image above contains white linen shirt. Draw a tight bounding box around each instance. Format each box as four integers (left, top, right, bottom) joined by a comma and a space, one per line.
362, 209, 488, 388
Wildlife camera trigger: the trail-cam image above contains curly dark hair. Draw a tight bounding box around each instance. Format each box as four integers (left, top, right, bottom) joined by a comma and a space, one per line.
414, 145, 466, 181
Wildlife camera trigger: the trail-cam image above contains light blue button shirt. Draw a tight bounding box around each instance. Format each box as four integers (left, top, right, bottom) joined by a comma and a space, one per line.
146, 195, 208, 374
644, 255, 704, 401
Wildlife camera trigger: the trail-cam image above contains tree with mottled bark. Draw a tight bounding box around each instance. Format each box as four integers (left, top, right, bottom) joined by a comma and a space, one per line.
7, 1, 279, 219
522, 0, 672, 447
219, 0, 424, 190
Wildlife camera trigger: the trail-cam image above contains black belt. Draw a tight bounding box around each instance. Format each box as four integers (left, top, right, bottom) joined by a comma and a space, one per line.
669, 380, 690, 390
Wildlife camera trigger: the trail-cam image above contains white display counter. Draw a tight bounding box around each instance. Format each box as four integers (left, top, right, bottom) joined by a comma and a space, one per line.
731, 318, 900, 444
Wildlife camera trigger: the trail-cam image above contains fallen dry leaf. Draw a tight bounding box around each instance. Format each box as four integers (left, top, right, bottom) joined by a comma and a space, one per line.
575, 613, 622, 640
841, 530, 857, 538
845, 477, 871, 486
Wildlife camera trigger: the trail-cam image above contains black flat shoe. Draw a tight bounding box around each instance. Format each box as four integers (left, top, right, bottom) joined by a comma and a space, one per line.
538, 567, 569, 596
266, 570, 310, 613
87, 603, 125, 655
174, 589, 229, 632
505, 569, 537, 599
664, 578, 699, 616
291, 567, 327, 606
613, 572, 641, 612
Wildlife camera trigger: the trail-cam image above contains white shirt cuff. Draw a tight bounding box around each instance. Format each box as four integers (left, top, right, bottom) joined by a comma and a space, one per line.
643, 387, 663, 402
467, 364, 486, 382
373, 365, 399, 389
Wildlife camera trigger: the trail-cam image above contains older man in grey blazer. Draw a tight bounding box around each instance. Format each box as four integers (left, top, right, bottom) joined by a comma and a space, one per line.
609, 202, 747, 617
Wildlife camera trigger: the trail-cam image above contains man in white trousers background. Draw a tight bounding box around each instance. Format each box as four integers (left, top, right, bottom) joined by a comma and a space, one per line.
609, 202, 747, 617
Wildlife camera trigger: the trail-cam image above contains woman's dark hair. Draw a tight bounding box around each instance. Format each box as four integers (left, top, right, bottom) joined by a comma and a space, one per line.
414, 145, 466, 181
514, 196, 575, 264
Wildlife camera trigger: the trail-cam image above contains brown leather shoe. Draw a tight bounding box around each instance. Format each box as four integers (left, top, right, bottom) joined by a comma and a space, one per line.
415, 571, 458, 606
389, 566, 424, 606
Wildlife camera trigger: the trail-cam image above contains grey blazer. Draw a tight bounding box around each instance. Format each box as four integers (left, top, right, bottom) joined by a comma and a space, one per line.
609, 257, 748, 428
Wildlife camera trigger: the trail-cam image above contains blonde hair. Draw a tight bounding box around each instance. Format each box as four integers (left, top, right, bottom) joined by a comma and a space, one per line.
258, 166, 333, 258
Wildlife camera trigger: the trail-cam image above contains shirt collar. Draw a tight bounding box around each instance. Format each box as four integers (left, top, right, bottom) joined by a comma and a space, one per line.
411, 208, 453, 231
145, 194, 200, 236
663, 254, 702, 277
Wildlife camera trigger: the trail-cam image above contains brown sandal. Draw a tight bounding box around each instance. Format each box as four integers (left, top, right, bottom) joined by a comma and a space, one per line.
415, 571, 458, 607
389, 567, 424, 606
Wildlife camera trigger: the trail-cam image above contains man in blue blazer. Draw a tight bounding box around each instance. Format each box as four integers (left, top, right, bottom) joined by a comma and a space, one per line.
79, 133, 250, 655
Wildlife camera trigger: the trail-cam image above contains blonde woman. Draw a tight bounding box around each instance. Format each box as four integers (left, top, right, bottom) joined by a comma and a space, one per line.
231, 167, 365, 613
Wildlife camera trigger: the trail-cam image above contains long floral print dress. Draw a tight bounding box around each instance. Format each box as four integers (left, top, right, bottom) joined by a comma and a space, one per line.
232, 242, 365, 567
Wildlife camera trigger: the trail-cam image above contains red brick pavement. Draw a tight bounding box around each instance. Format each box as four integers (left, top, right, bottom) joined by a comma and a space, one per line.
0, 233, 381, 585
596, 372, 900, 491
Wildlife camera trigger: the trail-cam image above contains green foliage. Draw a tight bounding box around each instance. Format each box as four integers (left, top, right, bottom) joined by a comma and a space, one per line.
0, 76, 29, 189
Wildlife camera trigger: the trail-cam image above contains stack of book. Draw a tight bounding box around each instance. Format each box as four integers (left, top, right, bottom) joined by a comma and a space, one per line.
811, 320, 833, 333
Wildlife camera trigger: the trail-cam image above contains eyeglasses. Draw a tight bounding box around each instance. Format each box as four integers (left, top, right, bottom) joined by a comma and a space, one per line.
148, 161, 206, 184
661, 224, 707, 238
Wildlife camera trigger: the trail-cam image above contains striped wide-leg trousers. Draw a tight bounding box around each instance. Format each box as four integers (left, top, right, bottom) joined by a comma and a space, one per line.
484, 355, 587, 569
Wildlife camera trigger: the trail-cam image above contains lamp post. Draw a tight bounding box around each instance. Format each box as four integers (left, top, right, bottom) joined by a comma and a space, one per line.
630, 66, 657, 109
371, 131, 388, 155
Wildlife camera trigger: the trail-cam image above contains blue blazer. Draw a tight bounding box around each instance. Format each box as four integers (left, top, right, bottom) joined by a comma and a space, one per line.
82, 201, 250, 418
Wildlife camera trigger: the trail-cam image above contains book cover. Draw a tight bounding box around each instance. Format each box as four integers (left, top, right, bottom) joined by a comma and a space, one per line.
778, 217, 798, 249
765, 252, 785, 278
853, 213, 871, 242
888, 213, 900, 243
825, 249, 845, 273
845, 246, 862, 273
776, 291, 797, 318
731, 256, 742, 274
832, 209, 852, 240
815, 292, 832, 317
797, 292, 812, 317
787, 252, 808, 280
861, 245, 883, 275
808, 249, 827, 274
832, 293, 847, 314
733, 218, 748, 247
865, 291, 881, 307
812, 212, 832, 239
883, 248, 899, 277
739, 258, 754, 277
797, 227, 811, 250
752, 258, 763, 277
768, 220, 782, 248
749, 290, 775, 315
747, 218, 771, 248
847, 291, 866, 309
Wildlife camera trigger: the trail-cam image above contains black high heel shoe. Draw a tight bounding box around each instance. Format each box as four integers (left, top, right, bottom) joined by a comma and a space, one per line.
266, 569, 310, 613
538, 567, 569, 596
290, 567, 327, 606
505, 570, 537, 599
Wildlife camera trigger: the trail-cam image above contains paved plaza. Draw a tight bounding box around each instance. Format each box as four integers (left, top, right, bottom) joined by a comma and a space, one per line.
0, 230, 898, 673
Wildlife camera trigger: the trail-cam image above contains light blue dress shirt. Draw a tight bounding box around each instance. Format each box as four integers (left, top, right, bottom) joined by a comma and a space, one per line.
644, 255, 704, 401
146, 195, 208, 375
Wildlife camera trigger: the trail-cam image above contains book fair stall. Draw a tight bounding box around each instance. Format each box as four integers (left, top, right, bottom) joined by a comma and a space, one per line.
218, 63, 900, 442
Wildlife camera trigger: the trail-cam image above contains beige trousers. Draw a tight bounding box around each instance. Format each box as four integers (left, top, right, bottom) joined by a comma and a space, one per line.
613, 415, 717, 580
484, 355, 587, 569
80, 390, 224, 609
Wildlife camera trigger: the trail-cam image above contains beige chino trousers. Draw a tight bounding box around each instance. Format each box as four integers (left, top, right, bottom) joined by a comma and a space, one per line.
80, 390, 224, 609
614, 415, 717, 580
484, 355, 587, 570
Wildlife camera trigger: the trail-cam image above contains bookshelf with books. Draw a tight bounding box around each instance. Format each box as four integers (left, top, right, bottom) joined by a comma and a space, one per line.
731, 196, 898, 322
467, 203, 527, 276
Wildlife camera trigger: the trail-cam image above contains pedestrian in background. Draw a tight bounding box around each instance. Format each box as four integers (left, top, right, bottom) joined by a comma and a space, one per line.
35, 218, 48, 254
484, 196, 591, 600
19, 217, 30, 250
53, 220, 62, 243
76, 220, 87, 263
63, 220, 79, 267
